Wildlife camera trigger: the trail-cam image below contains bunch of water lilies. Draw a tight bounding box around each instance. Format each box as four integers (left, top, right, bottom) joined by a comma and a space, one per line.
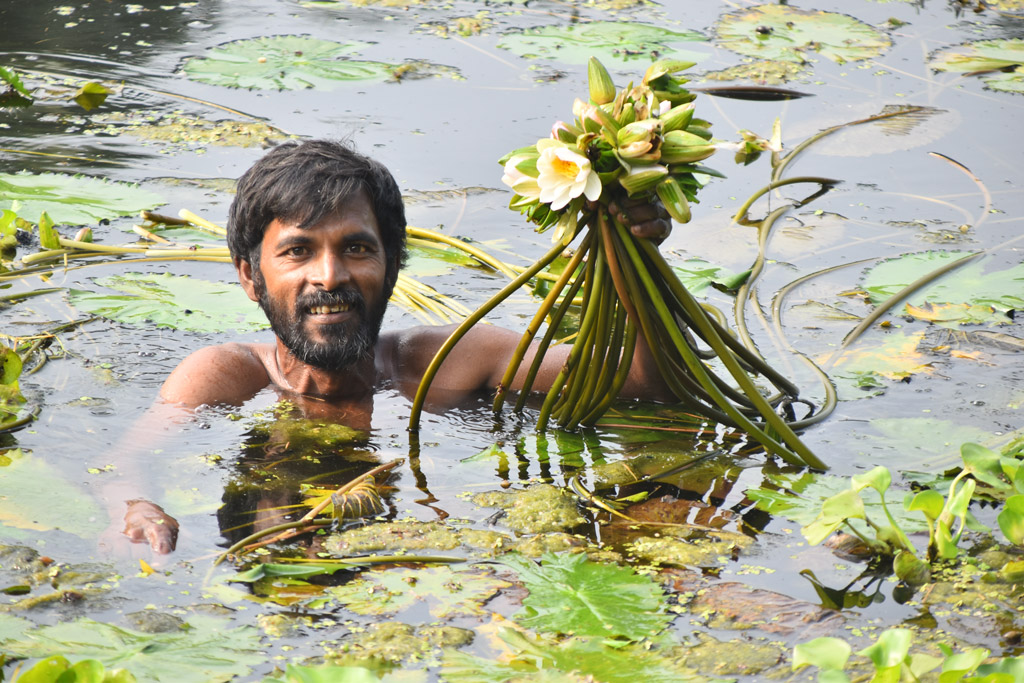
412, 57, 823, 469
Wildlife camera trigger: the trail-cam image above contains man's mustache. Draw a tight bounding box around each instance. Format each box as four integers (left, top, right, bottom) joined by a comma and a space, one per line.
296, 288, 366, 317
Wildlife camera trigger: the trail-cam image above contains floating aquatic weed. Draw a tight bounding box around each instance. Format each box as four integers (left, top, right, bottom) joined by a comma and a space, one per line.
715, 5, 891, 64
500, 552, 670, 640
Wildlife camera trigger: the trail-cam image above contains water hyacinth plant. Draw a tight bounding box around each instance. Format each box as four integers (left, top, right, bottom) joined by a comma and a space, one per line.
411, 57, 823, 470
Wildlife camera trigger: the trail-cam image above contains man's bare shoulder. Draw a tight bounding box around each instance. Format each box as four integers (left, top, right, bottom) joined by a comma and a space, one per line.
160, 342, 273, 409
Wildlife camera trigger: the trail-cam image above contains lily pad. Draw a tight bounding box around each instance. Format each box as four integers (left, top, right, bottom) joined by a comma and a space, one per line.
0, 172, 164, 227
182, 36, 402, 90
328, 565, 510, 618
500, 552, 670, 640
715, 5, 891, 64
0, 449, 106, 540
929, 39, 1024, 94
701, 60, 806, 85
862, 250, 1024, 320
68, 273, 268, 333
0, 616, 262, 683
497, 21, 706, 68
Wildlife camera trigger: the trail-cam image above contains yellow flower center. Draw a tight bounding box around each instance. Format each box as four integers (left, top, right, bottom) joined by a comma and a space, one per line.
552, 156, 581, 179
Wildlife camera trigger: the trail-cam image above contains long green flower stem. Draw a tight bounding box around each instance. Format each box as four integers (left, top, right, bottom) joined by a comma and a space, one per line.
731, 176, 840, 225
408, 235, 573, 431
624, 225, 824, 468
492, 234, 591, 413
513, 253, 589, 413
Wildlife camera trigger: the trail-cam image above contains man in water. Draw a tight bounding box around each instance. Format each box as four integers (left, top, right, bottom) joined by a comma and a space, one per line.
114, 139, 673, 554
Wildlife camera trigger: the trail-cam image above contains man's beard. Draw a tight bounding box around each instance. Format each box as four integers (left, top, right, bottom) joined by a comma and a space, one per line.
254, 276, 387, 372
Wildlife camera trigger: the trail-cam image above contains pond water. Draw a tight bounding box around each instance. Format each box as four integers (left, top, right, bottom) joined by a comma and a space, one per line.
1, 0, 1023, 681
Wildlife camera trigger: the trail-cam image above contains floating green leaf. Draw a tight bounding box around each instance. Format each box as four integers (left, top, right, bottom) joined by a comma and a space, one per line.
0, 172, 164, 226
183, 36, 402, 90
0, 448, 106, 539
497, 21, 706, 68
862, 251, 1024, 320
672, 258, 750, 296
231, 562, 359, 583
929, 39, 1024, 94
0, 66, 32, 97
10, 656, 137, 683
500, 552, 669, 640
0, 616, 262, 683
74, 81, 112, 110
442, 628, 695, 683
69, 273, 269, 333
715, 5, 891, 64
328, 565, 510, 618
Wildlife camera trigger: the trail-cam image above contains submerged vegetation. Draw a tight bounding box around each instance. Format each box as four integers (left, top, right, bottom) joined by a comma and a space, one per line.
2, 0, 1024, 681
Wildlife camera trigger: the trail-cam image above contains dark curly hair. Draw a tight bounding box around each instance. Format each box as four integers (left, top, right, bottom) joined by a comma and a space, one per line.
227, 139, 407, 294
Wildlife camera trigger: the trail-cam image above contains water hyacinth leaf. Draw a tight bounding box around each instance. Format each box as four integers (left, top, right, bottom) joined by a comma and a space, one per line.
862, 251, 1024, 318
328, 565, 510, 618
792, 637, 852, 673
998, 494, 1024, 545
13, 656, 137, 683
442, 628, 693, 683
715, 5, 891, 64
69, 273, 268, 333
0, 616, 262, 683
892, 549, 930, 586
851, 466, 891, 496
0, 448, 106, 539
0, 172, 164, 226
497, 21, 706, 68
500, 552, 669, 640
905, 489, 944, 521
858, 628, 913, 670
182, 36, 403, 90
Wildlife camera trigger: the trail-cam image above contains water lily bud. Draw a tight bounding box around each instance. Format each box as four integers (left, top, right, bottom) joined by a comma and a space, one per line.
660, 142, 716, 164
617, 102, 636, 126
74, 227, 93, 243
551, 120, 581, 144
618, 164, 668, 195
655, 177, 691, 223
659, 102, 696, 133
617, 120, 658, 147
587, 57, 617, 105
617, 140, 654, 159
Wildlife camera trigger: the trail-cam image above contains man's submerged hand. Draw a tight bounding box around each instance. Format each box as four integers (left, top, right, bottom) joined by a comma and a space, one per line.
122, 500, 179, 554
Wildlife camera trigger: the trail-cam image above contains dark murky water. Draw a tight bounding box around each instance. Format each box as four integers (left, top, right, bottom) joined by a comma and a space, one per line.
2, 0, 1023, 680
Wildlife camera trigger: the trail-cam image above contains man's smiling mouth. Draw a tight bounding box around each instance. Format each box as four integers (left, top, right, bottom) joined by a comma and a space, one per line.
309, 303, 351, 315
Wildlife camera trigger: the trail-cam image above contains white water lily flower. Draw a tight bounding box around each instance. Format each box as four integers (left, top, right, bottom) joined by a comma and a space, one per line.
535, 138, 601, 211
501, 153, 541, 200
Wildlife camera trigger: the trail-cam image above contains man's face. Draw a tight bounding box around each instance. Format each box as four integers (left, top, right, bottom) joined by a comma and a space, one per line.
241, 191, 393, 371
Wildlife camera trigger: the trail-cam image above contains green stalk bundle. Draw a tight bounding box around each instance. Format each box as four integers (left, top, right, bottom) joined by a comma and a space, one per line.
409, 57, 824, 469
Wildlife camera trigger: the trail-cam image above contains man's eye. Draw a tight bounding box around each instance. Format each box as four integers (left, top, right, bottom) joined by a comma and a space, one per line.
347, 244, 370, 253
286, 246, 308, 256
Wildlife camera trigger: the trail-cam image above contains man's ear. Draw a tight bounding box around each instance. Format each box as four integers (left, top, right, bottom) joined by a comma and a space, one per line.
235, 257, 260, 303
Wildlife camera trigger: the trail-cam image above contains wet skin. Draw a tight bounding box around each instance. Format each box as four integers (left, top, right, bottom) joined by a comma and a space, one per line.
110, 194, 675, 555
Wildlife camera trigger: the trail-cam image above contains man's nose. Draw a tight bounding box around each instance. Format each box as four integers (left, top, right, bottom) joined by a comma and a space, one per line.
310, 251, 350, 290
